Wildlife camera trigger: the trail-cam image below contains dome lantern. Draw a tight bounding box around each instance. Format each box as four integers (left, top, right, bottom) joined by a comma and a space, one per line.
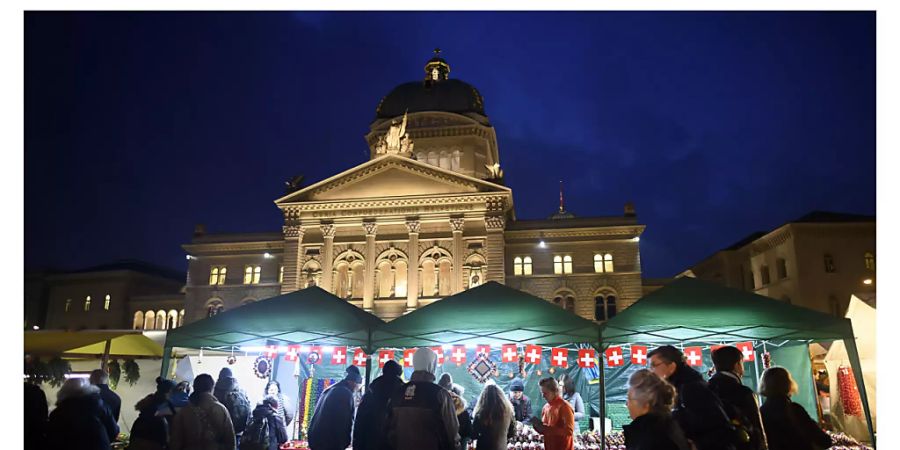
424, 48, 450, 82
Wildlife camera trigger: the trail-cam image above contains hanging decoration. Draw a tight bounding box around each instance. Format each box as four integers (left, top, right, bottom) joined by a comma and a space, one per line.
476, 344, 491, 357
265, 345, 277, 359
735, 342, 756, 362
577, 349, 596, 368
502, 344, 518, 363
47, 356, 72, 387
331, 346, 347, 365
524, 345, 542, 364
297, 377, 335, 439
467, 352, 498, 383
517, 355, 526, 378
451, 345, 467, 366
309, 346, 322, 365
837, 366, 863, 416
630, 345, 648, 365
352, 348, 368, 367
123, 359, 141, 386
550, 348, 569, 368
762, 352, 772, 369
107, 359, 121, 389
431, 347, 446, 365
683, 347, 703, 367
403, 348, 416, 368
285, 345, 300, 362
253, 355, 273, 379
605, 346, 624, 367
378, 350, 395, 368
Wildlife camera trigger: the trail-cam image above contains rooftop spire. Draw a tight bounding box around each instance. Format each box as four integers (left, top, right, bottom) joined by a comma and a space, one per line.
559, 180, 565, 213
424, 48, 450, 82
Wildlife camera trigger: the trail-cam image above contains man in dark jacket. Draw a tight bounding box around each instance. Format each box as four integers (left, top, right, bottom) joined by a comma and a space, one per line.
387, 347, 460, 450
648, 345, 736, 450
90, 368, 122, 423
709, 346, 767, 450
308, 365, 363, 450
353, 360, 405, 450
47, 378, 119, 450
24, 381, 48, 450
214, 367, 252, 444
243, 396, 289, 450
508, 378, 532, 423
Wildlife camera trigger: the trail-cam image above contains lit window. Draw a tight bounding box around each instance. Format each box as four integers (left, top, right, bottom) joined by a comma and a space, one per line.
65, 299, 71, 312
603, 254, 614, 273
156, 310, 166, 330
133, 311, 144, 330
761, 265, 770, 285
104, 294, 111, 310
254, 266, 261, 284
864, 252, 875, 270
279, 265, 284, 284
178, 309, 185, 327
593, 254, 603, 273
514, 257, 523, 275
523, 256, 532, 275
209, 266, 226, 285
244, 266, 254, 284
563, 255, 573, 274
144, 310, 155, 330
553, 255, 563, 274
824, 254, 836, 273
84, 296, 92, 312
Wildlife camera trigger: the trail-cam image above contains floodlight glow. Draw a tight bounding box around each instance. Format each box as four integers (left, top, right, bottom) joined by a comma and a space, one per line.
633, 237, 640, 242
264, 252, 273, 259
538, 240, 547, 248
863, 278, 873, 285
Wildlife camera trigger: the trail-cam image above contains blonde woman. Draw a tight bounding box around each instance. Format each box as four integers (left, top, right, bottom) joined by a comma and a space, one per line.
472, 382, 516, 450
623, 369, 691, 450
758, 367, 830, 450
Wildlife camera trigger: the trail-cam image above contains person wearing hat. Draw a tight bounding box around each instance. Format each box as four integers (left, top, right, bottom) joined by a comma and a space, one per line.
129, 377, 176, 450
214, 367, 252, 445
508, 379, 533, 423
386, 347, 460, 450
353, 360, 405, 450
308, 365, 363, 450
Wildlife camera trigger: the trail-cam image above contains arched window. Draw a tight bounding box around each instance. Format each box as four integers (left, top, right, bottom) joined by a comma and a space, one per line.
824, 254, 836, 273
336, 264, 352, 298
395, 260, 408, 297
603, 254, 614, 273
554, 256, 563, 274
439, 260, 452, 296
563, 255, 573, 274
594, 292, 618, 321
65, 298, 71, 313
421, 259, 436, 296
133, 311, 144, 330
144, 310, 156, 330
104, 294, 111, 311
514, 257, 523, 276
84, 296, 92, 312
209, 267, 219, 285
593, 254, 603, 273
178, 309, 185, 327
564, 296, 575, 313
156, 310, 167, 330
167, 310, 178, 329
206, 299, 224, 318
523, 256, 532, 275
279, 265, 284, 284
864, 252, 875, 270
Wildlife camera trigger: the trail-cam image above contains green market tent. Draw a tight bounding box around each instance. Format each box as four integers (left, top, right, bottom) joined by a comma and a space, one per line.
600, 277, 874, 444
373, 281, 602, 347
161, 286, 385, 376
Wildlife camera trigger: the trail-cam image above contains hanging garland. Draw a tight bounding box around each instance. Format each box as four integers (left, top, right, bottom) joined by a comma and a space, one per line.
837, 366, 863, 417
47, 357, 71, 387
297, 377, 335, 439
123, 359, 140, 386
108, 359, 121, 389
762, 352, 772, 369
253, 356, 273, 379
25, 357, 50, 384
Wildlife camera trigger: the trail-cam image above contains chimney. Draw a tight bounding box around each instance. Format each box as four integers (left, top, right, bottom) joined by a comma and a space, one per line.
624, 202, 636, 217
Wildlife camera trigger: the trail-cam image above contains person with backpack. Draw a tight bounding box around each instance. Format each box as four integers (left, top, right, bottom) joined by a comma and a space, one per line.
709, 346, 767, 450
353, 360, 405, 450
170, 373, 236, 450
129, 377, 177, 450
214, 367, 252, 446
308, 365, 363, 450
241, 396, 288, 450
648, 345, 737, 450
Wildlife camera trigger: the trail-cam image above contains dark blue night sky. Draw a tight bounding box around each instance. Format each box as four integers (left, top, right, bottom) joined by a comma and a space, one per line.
25, 11, 875, 278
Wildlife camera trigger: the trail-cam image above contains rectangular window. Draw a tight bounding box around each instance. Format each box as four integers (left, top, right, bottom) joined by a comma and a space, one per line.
104, 294, 111, 310
776, 258, 788, 279
514, 257, 523, 276
253, 266, 261, 284
594, 255, 603, 273
563, 255, 573, 274
553, 256, 563, 274
523, 256, 533, 275
279, 265, 284, 284
209, 266, 227, 285
244, 266, 253, 284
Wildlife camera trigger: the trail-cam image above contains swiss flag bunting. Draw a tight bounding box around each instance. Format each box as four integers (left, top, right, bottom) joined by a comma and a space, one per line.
451, 346, 467, 365
630, 345, 648, 365
284, 345, 300, 362
476, 344, 491, 356
331, 346, 347, 365
501, 344, 518, 362
265, 345, 277, 359
735, 342, 755, 362
524, 345, 542, 364
431, 347, 446, 365
550, 348, 569, 367
403, 348, 416, 368
577, 349, 596, 368
605, 346, 624, 367
684, 347, 703, 366
378, 350, 394, 368
309, 346, 322, 364
352, 348, 368, 366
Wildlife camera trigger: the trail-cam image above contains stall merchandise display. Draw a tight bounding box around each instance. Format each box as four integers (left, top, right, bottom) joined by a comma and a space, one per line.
827, 430, 873, 450
836, 366, 863, 416
296, 377, 335, 438
279, 440, 309, 449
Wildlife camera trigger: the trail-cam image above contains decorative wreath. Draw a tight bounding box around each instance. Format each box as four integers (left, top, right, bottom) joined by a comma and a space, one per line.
467, 353, 498, 384
227, 355, 237, 365
253, 355, 273, 379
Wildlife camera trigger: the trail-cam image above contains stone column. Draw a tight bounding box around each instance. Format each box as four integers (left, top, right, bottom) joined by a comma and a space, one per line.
485, 216, 506, 283
362, 221, 378, 312
320, 223, 336, 293
405, 219, 421, 311
281, 224, 305, 294
450, 217, 465, 293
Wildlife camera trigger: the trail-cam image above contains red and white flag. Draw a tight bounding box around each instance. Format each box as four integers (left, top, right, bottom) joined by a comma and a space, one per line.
451, 346, 467, 365
710, 344, 725, 353
403, 348, 416, 368
501, 344, 518, 362
605, 346, 624, 367
684, 347, 703, 367
284, 345, 300, 362
577, 348, 596, 368
476, 344, 491, 356
265, 345, 278, 359
431, 347, 446, 365
735, 342, 755, 362
630, 345, 648, 365
331, 346, 347, 365
378, 350, 395, 368
524, 345, 542, 364
550, 348, 569, 367
352, 348, 368, 367
309, 346, 322, 364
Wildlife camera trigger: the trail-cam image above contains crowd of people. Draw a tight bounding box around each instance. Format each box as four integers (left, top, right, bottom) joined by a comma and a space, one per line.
21, 344, 833, 450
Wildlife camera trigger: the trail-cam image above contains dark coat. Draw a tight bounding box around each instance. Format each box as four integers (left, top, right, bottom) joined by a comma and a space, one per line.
308, 380, 357, 450
24, 383, 48, 450
708, 372, 767, 450
130, 394, 172, 450
472, 412, 515, 450
214, 375, 252, 435
353, 373, 404, 450
623, 412, 692, 450
457, 409, 473, 450
509, 394, 532, 422
47, 392, 119, 450
760, 395, 831, 450
245, 404, 289, 450
97, 383, 122, 423
667, 364, 735, 450
386, 371, 460, 450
